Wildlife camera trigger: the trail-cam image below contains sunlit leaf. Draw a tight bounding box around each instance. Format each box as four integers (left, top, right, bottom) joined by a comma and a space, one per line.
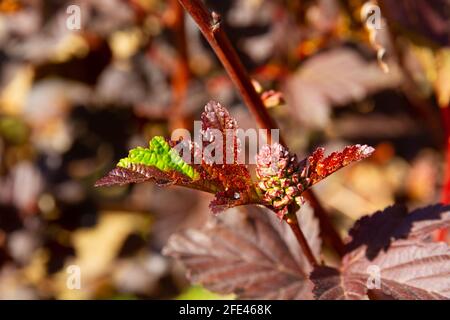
311, 204, 450, 300
306, 144, 375, 186
164, 204, 320, 299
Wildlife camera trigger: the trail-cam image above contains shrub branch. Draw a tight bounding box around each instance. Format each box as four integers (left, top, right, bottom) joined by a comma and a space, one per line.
178, 0, 345, 257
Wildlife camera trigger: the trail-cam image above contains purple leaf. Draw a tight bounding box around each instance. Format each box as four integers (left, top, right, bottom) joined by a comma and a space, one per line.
346, 204, 450, 260
306, 144, 375, 186
311, 204, 450, 300
163, 204, 321, 299
95, 164, 190, 187
311, 239, 450, 300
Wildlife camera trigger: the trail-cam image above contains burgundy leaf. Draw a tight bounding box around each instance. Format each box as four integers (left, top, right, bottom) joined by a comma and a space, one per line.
163, 204, 321, 299
198, 101, 254, 212
94, 164, 191, 187
306, 144, 375, 186
209, 190, 254, 214
346, 204, 450, 259
311, 204, 450, 300
150, 188, 210, 250
311, 239, 450, 300
95, 166, 153, 187
200, 101, 240, 169
201, 100, 238, 133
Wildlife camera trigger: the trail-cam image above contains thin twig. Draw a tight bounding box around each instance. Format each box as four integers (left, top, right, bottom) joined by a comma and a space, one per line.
178, 0, 344, 257
440, 107, 450, 203
438, 105, 450, 241
285, 211, 319, 267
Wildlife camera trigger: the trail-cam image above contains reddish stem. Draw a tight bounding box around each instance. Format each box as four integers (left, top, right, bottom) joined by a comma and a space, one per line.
285, 212, 319, 267
441, 107, 450, 202
439, 106, 450, 241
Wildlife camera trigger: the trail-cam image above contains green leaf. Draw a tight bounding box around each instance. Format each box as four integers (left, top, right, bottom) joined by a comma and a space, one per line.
117, 136, 199, 180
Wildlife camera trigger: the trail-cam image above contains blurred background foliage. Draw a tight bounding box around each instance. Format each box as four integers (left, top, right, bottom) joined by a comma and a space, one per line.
0, 0, 449, 299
